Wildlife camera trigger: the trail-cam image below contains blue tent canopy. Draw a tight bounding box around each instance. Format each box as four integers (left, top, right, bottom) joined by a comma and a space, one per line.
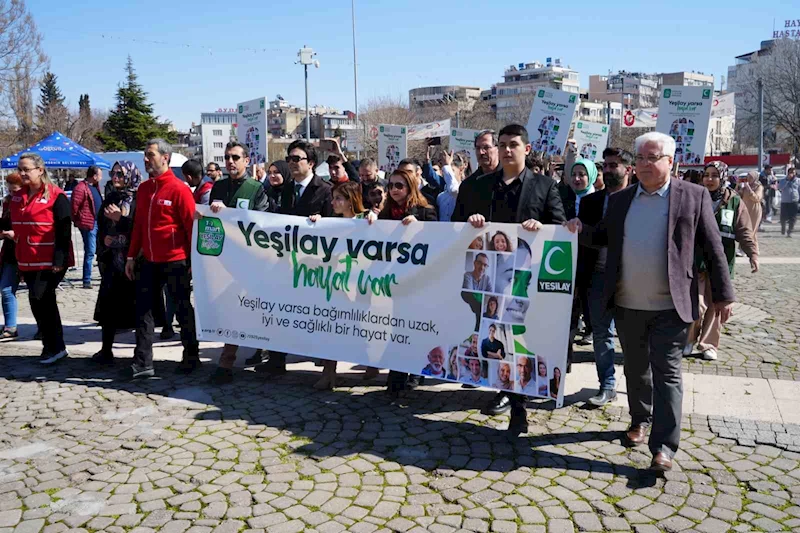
2, 132, 111, 169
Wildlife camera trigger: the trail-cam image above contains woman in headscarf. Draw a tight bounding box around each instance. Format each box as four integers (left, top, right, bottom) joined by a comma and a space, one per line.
684, 161, 758, 362
737, 170, 764, 244
264, 160, 290, 211
90, 161, 152, 364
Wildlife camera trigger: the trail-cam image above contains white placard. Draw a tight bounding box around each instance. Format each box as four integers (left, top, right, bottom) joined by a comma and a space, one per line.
449, 128, 480, 171
407, 119, 451, 141
237, 97, 268, 166
377, 124, 407, 175
656, 86, 714, 165
573, 121, 610, 162
621, 108, 658, 129
526, 88, 579, 157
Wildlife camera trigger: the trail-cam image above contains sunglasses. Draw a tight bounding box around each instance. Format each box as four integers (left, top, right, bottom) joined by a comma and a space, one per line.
223, 154, 242, 161
388, 182, 406, 190
110, 170, 125, 178
286, 155, 308, 163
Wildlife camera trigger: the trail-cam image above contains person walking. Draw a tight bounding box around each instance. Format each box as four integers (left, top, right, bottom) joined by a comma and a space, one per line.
122, 139, 199, 380
684, 162, 758, 361
737, 170, 764, 245
9, 153, 74, 364
779, 167, 799, 237
71, 165, 103, 289
565, 132, 734, 471
0, 173, 23, 339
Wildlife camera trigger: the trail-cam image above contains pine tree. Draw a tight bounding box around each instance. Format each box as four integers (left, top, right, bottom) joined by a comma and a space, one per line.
36, 71, 69, 136
98, 56, 176, 151
78, 94, 91, 121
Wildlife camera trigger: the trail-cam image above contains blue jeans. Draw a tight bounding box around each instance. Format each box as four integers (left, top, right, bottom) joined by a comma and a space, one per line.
588, 271, 616, 391
0, 262, 19, 329
79, 222, 97, 285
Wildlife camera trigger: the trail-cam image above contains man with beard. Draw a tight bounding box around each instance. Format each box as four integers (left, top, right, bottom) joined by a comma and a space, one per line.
578, 147, 632, 407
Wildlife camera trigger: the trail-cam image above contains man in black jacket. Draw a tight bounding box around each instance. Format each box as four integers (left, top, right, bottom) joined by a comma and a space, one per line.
255, 140, 332, 377
452, 124, 566, 436
463, 129, 501, 184
578, 147, 633, 407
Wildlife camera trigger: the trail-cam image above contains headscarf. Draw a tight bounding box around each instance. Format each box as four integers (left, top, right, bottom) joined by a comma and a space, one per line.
704, 161, 728, 202
268, 160, 291, 187
570, 158, 598, 196
112, 160, 142, 215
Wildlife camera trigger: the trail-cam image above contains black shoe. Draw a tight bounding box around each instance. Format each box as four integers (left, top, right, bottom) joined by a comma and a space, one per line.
90, 350, 115, 366
461, 383, 477, 389
159, 327, 176, 340
40, 349, 68, 365
175, 359, 201, 374
254, 361, 286, 376
507, 406, 528, 437
245, 350, 266, 366
587, 389, 617, 407
118, 364, 154, 381
209, 367, 233, 385
482, 392, 512, 416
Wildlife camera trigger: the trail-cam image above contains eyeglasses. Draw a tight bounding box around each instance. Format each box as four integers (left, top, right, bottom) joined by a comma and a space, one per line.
286, 155, 308, 163
17, 166, 39, 173
110, 170, 125, 178
223, 154, 242, 162
635, 154, 669, 164
388, 182, 406, 190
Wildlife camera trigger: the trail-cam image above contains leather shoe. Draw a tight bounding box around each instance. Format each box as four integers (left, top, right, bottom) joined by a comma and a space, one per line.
482, 392, 512, 416
650, 452, 672, 472
587, 389, 617, 407
624, 424, 648, 447
507, 406, 528, 437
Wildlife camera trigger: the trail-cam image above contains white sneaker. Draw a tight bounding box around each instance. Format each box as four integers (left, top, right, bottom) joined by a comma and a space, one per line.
682, 344, 694, 357
40, 350, 68, 365
702, 348, 717, 361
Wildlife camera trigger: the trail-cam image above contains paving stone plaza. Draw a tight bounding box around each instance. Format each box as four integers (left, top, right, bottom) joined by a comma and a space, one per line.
1, 223, 800, 533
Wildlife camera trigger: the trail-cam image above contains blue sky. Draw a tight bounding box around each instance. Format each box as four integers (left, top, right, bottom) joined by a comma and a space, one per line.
28, 0, 793, 130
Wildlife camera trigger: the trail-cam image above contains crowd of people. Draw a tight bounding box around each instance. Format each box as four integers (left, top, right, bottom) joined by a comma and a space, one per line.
1, 122, 795, 473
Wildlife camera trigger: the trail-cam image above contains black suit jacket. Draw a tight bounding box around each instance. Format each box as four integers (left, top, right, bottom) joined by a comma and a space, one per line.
451, 167, 566, 224
558, 182, 578, 220
575, 188, 608, 290
279, 175, 333, 217
581, 179, 735, 323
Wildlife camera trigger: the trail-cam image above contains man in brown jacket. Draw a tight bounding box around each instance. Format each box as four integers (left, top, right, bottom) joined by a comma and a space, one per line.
565, 132, 735, 472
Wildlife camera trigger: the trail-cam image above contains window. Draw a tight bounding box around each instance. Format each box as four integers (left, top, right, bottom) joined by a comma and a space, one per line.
214, 156, 223, 163
213, 142, 223, 149
213, 129, 223, 136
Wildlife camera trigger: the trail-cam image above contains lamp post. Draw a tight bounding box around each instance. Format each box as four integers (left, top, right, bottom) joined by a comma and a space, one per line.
297, 46, 319, 142
352, 0, 360, 158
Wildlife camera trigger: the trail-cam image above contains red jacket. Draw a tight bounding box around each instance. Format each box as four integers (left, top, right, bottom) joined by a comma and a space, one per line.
193, 180, 213, 204
10, 183, 75, 271
127, 169, 196, 263
71, 180, 100, 230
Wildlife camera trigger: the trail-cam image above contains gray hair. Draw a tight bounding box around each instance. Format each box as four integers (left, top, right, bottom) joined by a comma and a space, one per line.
146, 138, 173, 158
474, 129, 497, 148
18, 152, 54, 199
634, 132, 676, 158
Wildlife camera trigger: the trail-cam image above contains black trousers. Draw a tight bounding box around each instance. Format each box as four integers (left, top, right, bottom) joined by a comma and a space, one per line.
133, 260, 198, 369
616, 307, 687, 458
22, 270, 66, 355
780, 202, 798, 234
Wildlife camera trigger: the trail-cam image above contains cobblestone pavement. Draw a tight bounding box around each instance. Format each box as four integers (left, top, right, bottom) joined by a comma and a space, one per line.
3, 356, 800, 533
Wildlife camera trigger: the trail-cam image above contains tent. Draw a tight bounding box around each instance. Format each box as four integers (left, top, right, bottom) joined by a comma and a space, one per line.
2, 131, 111, 169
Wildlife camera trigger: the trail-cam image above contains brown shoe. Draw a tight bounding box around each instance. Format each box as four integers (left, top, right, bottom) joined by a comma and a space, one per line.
650, 452, 672, 472
624, 424, 648, 447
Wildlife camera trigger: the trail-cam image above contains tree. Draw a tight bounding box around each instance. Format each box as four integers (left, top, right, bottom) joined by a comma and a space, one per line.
735, 39, 800, 157
358, 95, 417, 158
98, 56, 175, 151
0, 0, 49, 148
36, 71, 69, 136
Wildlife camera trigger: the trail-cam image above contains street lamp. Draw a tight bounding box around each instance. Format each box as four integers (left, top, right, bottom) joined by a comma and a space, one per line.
297, 46, 319, 142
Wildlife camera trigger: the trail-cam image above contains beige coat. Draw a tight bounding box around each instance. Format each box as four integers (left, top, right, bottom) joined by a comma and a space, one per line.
738, 180, 763, 241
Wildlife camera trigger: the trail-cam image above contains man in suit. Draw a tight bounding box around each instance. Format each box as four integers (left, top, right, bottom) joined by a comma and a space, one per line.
565, 132, 734, 471
452, 123, 566, 436
577, 147, 633, 407
255, 140, 332, 378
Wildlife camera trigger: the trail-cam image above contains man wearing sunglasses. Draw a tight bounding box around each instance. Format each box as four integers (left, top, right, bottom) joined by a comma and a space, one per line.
255, 140, 332, 378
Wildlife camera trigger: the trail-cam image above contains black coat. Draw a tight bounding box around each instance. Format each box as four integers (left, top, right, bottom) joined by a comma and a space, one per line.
451, 167, 566, 224
279, 175, 333, 217
558, 182, 578, 221
575, 188, 608, 290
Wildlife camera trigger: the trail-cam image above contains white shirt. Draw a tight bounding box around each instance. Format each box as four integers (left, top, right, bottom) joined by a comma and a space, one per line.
436, 164, 460, 222
294, 173, 314, 198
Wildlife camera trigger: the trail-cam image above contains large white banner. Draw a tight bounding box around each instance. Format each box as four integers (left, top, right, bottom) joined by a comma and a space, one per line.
573, 121, 610, 162
237, 97, 268, 166
711, 93, 735, 118
377, 124, 407, 175
449, 128, 480, 171
408, 119, 451, 141
656, 86, 714, 165
193, 208, 577, 407
622, 108, 658, 129
526, 88, 578, 158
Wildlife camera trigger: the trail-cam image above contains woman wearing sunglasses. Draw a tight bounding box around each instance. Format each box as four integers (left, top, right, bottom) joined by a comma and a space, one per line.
375, 168, 437, 397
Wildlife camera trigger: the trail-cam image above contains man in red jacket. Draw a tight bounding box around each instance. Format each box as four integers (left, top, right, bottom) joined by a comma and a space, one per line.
71, 166, 103, 288
121, 139, 199, 380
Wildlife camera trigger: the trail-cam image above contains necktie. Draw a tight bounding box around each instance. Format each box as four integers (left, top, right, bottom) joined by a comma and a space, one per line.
294, 183, 302, 201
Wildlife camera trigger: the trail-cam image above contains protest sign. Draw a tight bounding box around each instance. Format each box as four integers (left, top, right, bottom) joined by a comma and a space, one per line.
656, 86, 714, 165
193, 207, 576, 407
711, 93, 735, 118
526, 88, 579, 158
573, 121, 610, 161
408, 119, 451, 141
449, 128, 480, 171
622, 108, 658, 129
377, 124, 407, 175
237, 97, 268, 165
